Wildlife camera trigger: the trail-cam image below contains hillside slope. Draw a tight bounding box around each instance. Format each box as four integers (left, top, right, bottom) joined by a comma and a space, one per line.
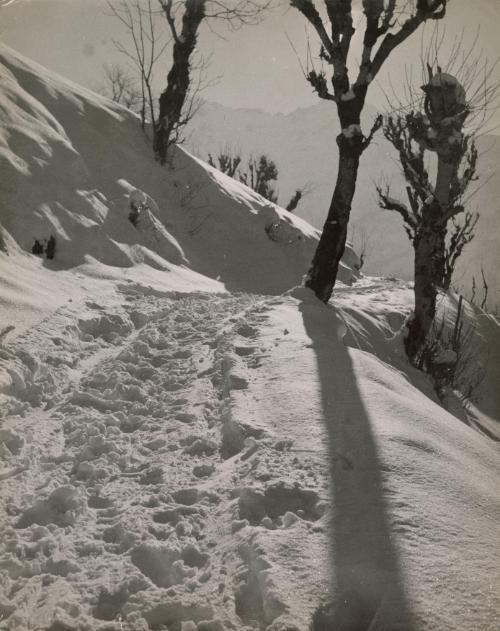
0, 43, 358, 324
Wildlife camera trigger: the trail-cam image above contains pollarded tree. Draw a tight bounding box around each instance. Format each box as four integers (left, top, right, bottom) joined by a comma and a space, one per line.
377, 69, 480, 364
288, 0, 448, 302
155, 0, 270, 163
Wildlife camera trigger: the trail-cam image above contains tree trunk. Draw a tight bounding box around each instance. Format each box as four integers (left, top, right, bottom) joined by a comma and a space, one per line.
155, 0, 206, 163
433, 227, 446, 288
406, 202, 445, 363
434, 154, 455, 207
432, 154, 455, 286
305, 134, 363, 303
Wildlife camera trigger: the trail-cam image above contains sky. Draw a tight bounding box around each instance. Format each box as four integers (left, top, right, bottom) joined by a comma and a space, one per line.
1, 0, 500, 129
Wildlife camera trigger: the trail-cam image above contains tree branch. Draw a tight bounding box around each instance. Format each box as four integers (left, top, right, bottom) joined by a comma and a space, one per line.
376, 184, 419, 238
159, 0, 180, 43
325, 0, 354, 65
205, 0, 271, 27
384, 114, 434, 203
361, 113, 383, 151
290, 0, 334, 57
370, 1, 447, 81
306, 69, 337, 101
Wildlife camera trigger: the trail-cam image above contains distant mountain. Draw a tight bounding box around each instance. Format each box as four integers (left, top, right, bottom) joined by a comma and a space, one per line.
187, 100, 500, 309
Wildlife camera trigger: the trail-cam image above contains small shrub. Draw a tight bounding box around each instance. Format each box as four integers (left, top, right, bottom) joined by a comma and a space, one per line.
32, 239, 44, 255
286, 189, 303, 213
45, 235, 56, 260
419, 295, 486, 406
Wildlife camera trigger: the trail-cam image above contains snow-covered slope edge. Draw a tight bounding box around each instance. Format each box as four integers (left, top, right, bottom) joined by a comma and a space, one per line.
0, 43, 358, 320
334, 279, 500, 439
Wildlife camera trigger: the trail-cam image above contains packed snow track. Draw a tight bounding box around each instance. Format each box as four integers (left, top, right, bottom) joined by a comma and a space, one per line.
0, 288, 330, 630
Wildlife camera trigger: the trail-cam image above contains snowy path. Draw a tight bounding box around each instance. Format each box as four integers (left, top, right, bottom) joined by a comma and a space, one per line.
1, 288, 289, 630
1, 284, 499, 631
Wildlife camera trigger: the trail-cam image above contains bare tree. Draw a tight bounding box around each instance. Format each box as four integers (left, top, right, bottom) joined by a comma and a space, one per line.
99, 63, 142, 110
288, 0, 448, 302
377, 112, 478, 361
377, 34, 498, 364
348, 222, 370, 271
155, 0, 270, 163
107, 0, 170, 130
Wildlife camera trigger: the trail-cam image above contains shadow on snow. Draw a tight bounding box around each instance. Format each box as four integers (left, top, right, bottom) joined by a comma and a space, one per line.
299, 297, 416, 631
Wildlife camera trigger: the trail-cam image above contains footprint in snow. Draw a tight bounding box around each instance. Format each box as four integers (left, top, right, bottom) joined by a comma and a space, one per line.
236, 323, 258, 338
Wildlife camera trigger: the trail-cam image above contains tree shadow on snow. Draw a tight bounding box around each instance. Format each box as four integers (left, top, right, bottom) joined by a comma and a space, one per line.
299, 297, 416, 631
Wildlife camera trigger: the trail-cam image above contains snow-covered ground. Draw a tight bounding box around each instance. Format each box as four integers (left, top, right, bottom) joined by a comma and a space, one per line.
1, 45, 499, 631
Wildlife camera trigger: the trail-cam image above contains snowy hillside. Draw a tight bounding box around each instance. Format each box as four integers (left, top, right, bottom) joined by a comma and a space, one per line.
1, 45, 500, 631
187, 100, 500, 310
0, 45, 357, 308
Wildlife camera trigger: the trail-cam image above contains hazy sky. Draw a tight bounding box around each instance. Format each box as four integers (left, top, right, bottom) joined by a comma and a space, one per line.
1, 0, 500, 129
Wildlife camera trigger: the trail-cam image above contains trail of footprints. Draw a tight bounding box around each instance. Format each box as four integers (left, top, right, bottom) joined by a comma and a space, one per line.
0, 290, 327, 631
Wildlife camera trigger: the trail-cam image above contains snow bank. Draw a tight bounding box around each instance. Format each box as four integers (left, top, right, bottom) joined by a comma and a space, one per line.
0, 43, 358, 311
334, 280, 500, 438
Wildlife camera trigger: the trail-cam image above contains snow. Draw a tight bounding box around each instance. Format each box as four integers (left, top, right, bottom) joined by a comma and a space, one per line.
434, 348, 457, 365
340, 89, 356, 102
342, 123, 362, 138
0, 44, 358, 301
428, 72, 467, 107
1, 44, 500, 631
